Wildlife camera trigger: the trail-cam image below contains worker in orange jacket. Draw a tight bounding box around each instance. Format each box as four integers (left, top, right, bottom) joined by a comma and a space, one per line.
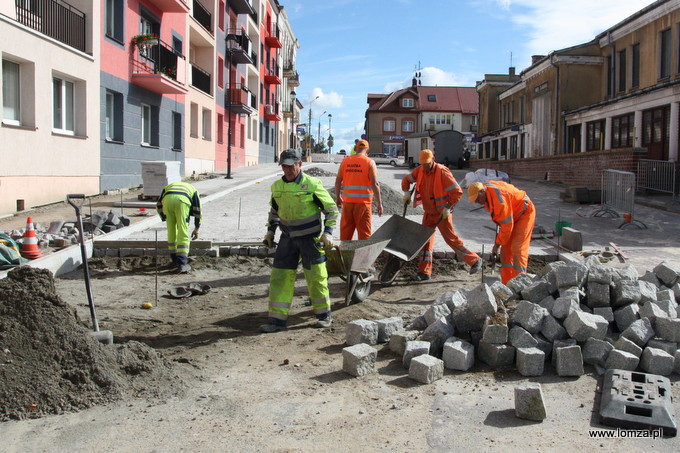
468, 180, 536, 284
402, 149, 482, 281
334, 139, 383, 240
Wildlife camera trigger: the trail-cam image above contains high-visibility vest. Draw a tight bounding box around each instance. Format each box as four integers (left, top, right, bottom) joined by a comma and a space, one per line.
157, 181, 202, 227
339, 154, 373, 205
403, 164, 461, 211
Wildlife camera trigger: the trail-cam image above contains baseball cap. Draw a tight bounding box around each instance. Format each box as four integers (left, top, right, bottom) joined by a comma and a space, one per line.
279, 149, 301, 166
467, 182, 485, 202
419, 149, 434, 164
356, 140, 369, 150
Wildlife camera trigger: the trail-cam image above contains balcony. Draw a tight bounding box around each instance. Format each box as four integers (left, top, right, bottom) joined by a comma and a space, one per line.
264, 103, 281, 122
226, 84, 256, 115
282, 101, 294, 119
226, 29, 254, 65
191, 62, 212, 95
286, 70, 299, 87
144, 0, 190, 13
229, 0, 255, 15
264, 66, 280, 85
131, 40, 188, 95
14, 0, 86, 53
264, 23, 281, 48
192, 0, 212, 33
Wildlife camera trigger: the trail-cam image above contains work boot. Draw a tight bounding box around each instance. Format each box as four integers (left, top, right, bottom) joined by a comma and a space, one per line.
178, 263, 192, 273
469, 258, 483, 275
316, 313, 332, 328
412, 272, 431, 281
260, 319, 287, 333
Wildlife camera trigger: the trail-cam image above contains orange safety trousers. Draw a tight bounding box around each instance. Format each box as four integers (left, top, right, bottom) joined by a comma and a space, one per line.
418, 211, 479, 276
340, 203, 372, 240
499, 202, 536, 284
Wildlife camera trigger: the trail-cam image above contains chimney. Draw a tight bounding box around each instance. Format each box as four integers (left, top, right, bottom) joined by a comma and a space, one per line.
531, 55, 545, 65
412, 77, 417, 88
509, 67, 515, 76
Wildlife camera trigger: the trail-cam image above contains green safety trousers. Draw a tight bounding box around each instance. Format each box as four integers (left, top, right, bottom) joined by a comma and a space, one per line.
163, 193, 191, 265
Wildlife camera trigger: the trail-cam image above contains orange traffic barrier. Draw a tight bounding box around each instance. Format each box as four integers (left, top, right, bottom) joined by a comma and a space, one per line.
20, 217, 43, 259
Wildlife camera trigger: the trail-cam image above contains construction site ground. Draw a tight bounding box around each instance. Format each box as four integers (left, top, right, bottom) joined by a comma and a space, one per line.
1, 164, 680, 452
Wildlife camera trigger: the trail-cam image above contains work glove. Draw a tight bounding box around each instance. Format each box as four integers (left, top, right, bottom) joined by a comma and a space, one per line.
403, 190, 412, 204
440, 207, 451, 220
319, 232, 334, 250
263, 231, 275, 248
492, 243, 500, 257
191, 228, 199, 240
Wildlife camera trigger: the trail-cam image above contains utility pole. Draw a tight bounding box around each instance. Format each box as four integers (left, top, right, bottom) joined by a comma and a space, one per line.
307, 96, 319, 158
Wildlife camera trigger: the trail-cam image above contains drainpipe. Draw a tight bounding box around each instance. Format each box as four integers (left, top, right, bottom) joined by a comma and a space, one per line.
550, 53, 560, 156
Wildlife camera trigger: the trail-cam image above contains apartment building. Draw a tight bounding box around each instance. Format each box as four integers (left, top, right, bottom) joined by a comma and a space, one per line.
0, 0, 101, 215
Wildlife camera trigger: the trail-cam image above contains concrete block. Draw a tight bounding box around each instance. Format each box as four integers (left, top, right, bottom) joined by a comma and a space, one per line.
614, 304, 640, 332
653, 262, 680, 287
555, 345, 584, 376
482, 316, 508, 344
561, 227, 582, 251
613, 336, 643, 358
483, 274, 502, 286
655, 317, 680, 342
514, 384, 546, 421
376, 317, 403, 343
342, 343, 377, 377
639, 301, 670, 326
424, 303, 451, 326
620, 317, 655, 347
509, 326, 538, 348
409, 354, 445, 384
218, 246, 232, 257
346, 319, 378, 346
418, 317, 455, 357
388, 330, 420, 356
406, 315, 428, 331
582, 338, 614, 367
537, 296, 556, 313
613, 280, 641, 307
555, 265, 579, 289
638, 280, 659, 304
552, 295, 580, 320
646, 338, 678, 356
558, 286, 583, 301
105, 248, 119, 257
477, 341, 515, 368
516, 347, 545, 376
442, 337, 475, 371
551, 339, 577, 367
656, 288, 675, 302
466, 283, 498, 321
592, 307, 614, 323
506, 273, 536, 296
118, 248, 132, 257
564, 311, 608, 341
451, 306, 484, 334
640, 347, 674, 376
514, 301, 547, 334
586, 282, 611, 308
672, 282, 680, 303
654, 299, 678, 318
403, 340, 431, 369
520, 280, 552, 304
588, 266, 613, 285
130, 248, 144, 257
489, 281, 514, 303
540, 314, 568, 341
616, 265, 640, 282
605, 349, 640, 371
434, 290, 467, 312
639, 270, 661, 287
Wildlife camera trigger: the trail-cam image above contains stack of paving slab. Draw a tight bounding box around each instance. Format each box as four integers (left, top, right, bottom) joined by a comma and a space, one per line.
141, 161, 181, 198
342, 257, 680, 382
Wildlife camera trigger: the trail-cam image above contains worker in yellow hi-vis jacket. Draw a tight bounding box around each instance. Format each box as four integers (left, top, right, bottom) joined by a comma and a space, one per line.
156, 181, 201, 273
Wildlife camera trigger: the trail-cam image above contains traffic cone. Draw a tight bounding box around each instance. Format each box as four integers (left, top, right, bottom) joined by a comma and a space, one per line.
21, 217, 43, 259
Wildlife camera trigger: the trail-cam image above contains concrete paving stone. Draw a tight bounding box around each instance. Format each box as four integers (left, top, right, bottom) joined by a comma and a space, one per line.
506, 273, 536, 296
424, 303, 452, 326
489, 281, 514, 303
613, 280, 642, 307
405, 315, 428, 331
119, 248, 132, 257
564, 311, 608, 341
640, 347, 675, 375
646, 338, 678, 356
653, 299, 678, 318
482, 317, 508, 344
533, 334, 553, 359
514, 300, 548, 333
442, 337, 475, 371
466, 283, 498, 321
342, 343, 377, 377
582, 338, 614, 367
247, 247, 259, 257
509, 325, 538, 348
218, 246, 231, 257
639, 270, 661, 287
477, 340, 515, 368
539, 260, 566, 276
541, 270, 558, 295
555, 265, 579, 289
616, 265, 640, 282
639, 300, 670, 326
551, 295, 580, 320
638, 280, 659, 304
586, 282, 611, 308
592, 307, 614, 323
561, 227, 583, 252
130, 248, 144, 257
451, 305, 485, 334
482, 274, 502, 286
346, 319, 378, 346
516, 347, 545, 376
613, 336, 643, 358
105, 248, 119, 257
403, 340, 431, 369
614, 303, 640, 332
418, 317, 455, 357
537, 296, 556, 314
409, 354, 445, 384
555, 345, 584, 376
540, 314, 568, 341
514, 384, 546, 421
672, 282, 680, 303
654, 317, 680, 342
388, 330, 420, 356
376, 317, 403, 343
520, 280, 552, 305
587, 265, 613, 285
93, 248, 105, 258
434, 290, 467, 313
653, 262, 680, 287
656, 288, 675, 302
551, 338, 578, 367
605, 349, 640, 371
620, 317, 655, 347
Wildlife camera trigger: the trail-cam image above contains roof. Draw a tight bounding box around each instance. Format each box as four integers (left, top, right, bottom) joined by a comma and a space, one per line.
366, 86, 478, 114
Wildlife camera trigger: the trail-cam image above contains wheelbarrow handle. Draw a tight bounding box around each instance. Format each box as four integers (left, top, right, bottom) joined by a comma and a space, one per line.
67, 193, 86, 209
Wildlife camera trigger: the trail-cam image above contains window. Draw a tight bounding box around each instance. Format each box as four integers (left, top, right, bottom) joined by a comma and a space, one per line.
202, 108, 211, 140
606, 56, 613, 97
190, 102, 198, 138
402, 98, 413, 108
429, 114, 452, 126
53, 76, 74, 134
139, 17, 155, 59
660, 28, 671, 79
172, 112, 182, 150
611, 113, 634, 148
218, 1, 225, 31
402, 120, 414, 132
218, 57, 224, 88
105, 0, 124, 42
383, 119, 395, 132
2, 59, 20, 125
586, 120, 605, 151
141, 103, 151, 145
217, 113, 224, 143
632, 43, 640, 88
427, 95, 436, 102
618, 49, 626, 93
105, 90, 123, 141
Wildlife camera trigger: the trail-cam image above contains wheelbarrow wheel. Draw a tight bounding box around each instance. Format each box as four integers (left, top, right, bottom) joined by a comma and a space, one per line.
379, 256, 403, 285
349, 275, 371, 304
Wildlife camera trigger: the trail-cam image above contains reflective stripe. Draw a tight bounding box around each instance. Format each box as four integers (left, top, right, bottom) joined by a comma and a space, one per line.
269, 311, 287, 320
270, 301, 291, 309
283, 213, 321, 226
341, 192, 374, 199
487, 182, 505, 204
167, 242, 176, 247
501, 263, 513, 268
407, 174, 416, 183
444, 181, 460, 192
434, 195, 448, 202
515, 265, 527, 272
342, 185, 372, 191
177, 244, 189, 249
515, 195, 530, 220
497, 215, 513, 224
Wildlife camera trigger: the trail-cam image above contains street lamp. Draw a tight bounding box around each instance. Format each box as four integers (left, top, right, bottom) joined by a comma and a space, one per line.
327, 114, 333, 162
306, 95, 319, 159
225, 47, 233, 179
289, 90, 297, 150
317, 110, 326, 154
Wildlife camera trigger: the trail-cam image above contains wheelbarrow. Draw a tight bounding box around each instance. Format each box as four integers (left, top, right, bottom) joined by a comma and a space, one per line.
325, 237, 390, 306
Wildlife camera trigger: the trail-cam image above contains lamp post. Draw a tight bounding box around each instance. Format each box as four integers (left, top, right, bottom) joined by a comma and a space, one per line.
225, 48, 233, 179
289, 90, 296, 150
306, 95, 319, 159
327, 114, 333, 162
317, 110, 326, 154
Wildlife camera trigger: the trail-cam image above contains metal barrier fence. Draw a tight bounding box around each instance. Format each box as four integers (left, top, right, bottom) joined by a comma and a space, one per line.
593, 169, 647, 229
637, 159, 677, 200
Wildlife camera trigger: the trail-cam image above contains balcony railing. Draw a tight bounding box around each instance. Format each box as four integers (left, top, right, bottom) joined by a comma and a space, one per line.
192, 0, 212, 32
131, 39, 188, 95
264, 103, 280, 122
226, 29, 254, 65
144, 0, 190, 13
229, 0, 255, 15
191, 62, 212, 95
287, 70, 299, 87
264, 23, 281, 48
226, 84, 255, 115
15, 0, 86, 52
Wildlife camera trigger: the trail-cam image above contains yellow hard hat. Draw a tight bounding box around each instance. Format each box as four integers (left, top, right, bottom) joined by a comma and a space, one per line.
467, 182, 485, 202
419, 149, 434, 164
356, 140, 369, 150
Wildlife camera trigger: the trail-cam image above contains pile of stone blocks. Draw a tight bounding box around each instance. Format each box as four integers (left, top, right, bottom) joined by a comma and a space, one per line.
343, 258, 680, 382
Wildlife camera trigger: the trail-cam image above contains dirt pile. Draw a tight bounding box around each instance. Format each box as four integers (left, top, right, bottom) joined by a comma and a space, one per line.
0, 266, 185, 421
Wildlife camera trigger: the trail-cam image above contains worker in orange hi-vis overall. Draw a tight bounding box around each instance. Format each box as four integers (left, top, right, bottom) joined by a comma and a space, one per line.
468, 180, 536, 284
334, 139, 383, 240
401, 149, 482, 281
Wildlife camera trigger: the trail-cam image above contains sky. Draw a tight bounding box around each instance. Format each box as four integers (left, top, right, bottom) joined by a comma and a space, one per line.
283, 0, 657, 153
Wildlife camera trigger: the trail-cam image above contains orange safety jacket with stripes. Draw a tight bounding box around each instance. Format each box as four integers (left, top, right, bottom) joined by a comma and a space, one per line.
338, 154, 374, 205
402, 163, 462, 212
483, 180, 532, 246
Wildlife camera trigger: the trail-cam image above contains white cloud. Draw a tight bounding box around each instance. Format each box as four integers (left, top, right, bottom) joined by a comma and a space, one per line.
305, 88, 343, 112
383, 66, 469, 93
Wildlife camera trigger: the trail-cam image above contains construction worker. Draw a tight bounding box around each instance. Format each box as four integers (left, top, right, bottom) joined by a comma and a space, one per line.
468, 180, 535, 284
350, 139, 359, 156
156, 181, 201, 273
261, 149, 339, 333
334, 139, 383, 240
402, 149, 482, 281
